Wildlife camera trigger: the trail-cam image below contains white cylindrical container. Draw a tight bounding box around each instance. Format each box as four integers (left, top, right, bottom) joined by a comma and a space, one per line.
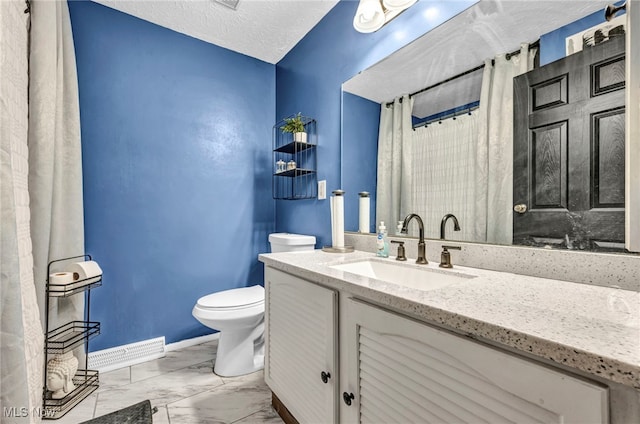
358, 192, 370, 233
332, 190, 345, 248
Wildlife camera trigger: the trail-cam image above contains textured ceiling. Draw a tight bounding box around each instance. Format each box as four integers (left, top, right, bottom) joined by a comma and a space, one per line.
343, 0, 612, 118
94, 0, 339, 64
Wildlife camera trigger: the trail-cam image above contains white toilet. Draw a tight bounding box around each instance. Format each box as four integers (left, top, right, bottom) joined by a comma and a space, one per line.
192, 233, 316, 377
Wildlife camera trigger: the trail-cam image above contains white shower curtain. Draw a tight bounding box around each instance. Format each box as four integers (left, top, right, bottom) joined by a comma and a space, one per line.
477, 43, 536, 245
1, 1, 44, 422
376, 95, 414, 229
410, 111, 484, 241
28, 0, 85, 330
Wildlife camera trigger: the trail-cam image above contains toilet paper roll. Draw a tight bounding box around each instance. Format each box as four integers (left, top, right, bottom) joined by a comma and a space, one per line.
68, 260, 102, 285
332, 192, 345, 248
359, 194, 370, 233
330, 196, 336, 248
48, 272, 75, 296
49, 272, 74, 285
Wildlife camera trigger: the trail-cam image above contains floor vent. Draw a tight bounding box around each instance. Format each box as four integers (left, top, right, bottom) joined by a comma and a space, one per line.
88, 337, 165, 373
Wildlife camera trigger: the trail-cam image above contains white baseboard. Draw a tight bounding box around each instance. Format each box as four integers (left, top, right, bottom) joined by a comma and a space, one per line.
165, 333, 219, 352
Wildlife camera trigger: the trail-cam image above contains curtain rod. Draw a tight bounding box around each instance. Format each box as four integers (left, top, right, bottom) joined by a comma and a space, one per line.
413, 102, 480, 129
386, 39, 540, 107
407, 63, 485, 101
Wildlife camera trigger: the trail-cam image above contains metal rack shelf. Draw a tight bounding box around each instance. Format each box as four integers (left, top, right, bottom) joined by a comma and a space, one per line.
273, 115, 317, 200
274, 141, 316, 154
43, 370, 99, 419
43, 255, 100, 420
274, 168, 316, 178
45, 321, 101, 354
47, 275, 102, 297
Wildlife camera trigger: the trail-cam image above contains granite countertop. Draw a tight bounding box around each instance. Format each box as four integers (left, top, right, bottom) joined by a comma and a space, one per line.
259, 249, 640, 389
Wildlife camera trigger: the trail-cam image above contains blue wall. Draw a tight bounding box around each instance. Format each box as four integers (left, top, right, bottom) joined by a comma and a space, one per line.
275, 0, 477, 246
69, 1, 275, 350
342, 92, 380, 233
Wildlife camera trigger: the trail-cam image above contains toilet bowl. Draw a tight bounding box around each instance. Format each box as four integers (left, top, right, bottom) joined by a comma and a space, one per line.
192, 285, 265, 377
192, 233, 316, 377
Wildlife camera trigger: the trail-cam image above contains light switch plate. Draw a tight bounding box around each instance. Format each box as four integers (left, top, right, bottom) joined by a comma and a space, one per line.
318, 180, 326, 200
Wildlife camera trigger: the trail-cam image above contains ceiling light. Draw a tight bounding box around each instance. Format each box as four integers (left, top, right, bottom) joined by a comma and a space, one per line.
215, 0, 239, 10
382, 0, 417, 12
353, 0, 417, 33
353, 0, 385, 33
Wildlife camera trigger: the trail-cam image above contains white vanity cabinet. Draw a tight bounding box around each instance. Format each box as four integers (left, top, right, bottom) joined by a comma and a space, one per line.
265, 266, 610, 424
264, 267, 339, 423
340, 298, 609, 424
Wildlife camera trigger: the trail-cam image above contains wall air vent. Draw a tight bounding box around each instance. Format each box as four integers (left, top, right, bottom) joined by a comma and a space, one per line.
88, 336, 165, 373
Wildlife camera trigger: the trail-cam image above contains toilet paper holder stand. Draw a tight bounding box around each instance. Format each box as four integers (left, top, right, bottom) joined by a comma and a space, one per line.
44, 254, 102, 418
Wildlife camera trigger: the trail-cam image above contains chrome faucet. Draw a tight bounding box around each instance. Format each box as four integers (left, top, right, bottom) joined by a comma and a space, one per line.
440, 214, 461, 240
401, 213, 428, 264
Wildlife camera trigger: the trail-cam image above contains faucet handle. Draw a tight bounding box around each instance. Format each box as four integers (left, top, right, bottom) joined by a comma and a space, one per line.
442, 245, 461, 251
439, 245, 461, 268
390, 240, 407, 261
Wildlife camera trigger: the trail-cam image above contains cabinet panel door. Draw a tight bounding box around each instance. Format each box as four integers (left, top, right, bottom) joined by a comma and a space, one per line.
342, 298, 608, 424
265, 267, 338, 424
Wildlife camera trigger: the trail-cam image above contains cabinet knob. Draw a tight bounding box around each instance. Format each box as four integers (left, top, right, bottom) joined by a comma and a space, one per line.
321, 371, 331, 384
342, 392, 355, 406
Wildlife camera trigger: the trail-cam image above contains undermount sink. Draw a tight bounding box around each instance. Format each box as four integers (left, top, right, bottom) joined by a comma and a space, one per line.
330, 259, 475, 291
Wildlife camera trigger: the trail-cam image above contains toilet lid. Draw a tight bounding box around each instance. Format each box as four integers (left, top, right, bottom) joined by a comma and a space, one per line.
197, 285, 264, 310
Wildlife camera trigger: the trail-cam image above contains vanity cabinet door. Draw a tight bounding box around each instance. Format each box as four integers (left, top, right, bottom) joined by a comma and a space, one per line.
264, 267, 338, 424
341, 298, 608, 424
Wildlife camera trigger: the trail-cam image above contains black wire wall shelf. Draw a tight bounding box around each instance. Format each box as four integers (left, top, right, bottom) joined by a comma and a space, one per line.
273, 116, 318, 200
274, 168, 316, 178
274, 141, 316, 154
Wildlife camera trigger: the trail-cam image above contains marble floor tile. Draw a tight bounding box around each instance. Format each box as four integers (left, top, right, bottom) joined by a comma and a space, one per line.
181, 339, 218, 352
53, 393, 97, 424
220, 369, 266, 386
167, 370, 273, 423
50, 340, 281, 424
96, 366, 130, 393
130, 342, 217, 383
151, 405, 171, 424
94, 360, 224, 417
233, 405, 283, 424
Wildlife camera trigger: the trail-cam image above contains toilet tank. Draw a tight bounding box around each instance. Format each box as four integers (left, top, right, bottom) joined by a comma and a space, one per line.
269, 233, 316, 253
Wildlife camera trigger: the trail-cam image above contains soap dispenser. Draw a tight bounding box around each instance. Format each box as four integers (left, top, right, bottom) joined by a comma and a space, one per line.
376, 221, 389, 258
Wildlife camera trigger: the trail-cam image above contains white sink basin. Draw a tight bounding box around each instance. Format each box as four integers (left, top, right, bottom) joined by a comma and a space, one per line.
330, 259, 475, 291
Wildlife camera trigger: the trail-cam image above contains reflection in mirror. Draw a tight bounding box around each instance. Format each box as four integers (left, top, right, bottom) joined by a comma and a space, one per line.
341, 0, 639, 253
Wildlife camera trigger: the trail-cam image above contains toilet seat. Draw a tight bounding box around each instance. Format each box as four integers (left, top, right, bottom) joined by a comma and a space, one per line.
196, 285, 264, 311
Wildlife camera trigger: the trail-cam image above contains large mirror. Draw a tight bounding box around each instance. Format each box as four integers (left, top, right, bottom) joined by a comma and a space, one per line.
341, 0, 639, 254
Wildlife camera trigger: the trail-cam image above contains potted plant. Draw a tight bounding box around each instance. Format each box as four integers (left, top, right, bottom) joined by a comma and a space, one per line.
281, 112, 307, 143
